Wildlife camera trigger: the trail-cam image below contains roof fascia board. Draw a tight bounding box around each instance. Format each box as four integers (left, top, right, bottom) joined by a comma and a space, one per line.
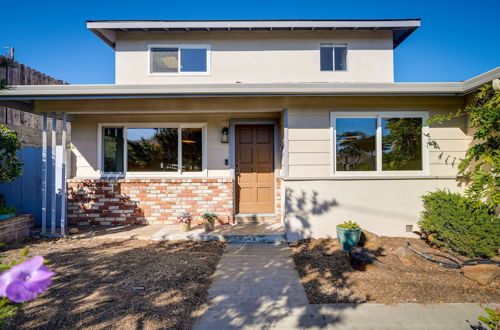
462, 67, 500, 93
87, 19, 421, 49
1, 67, 498, 100
87, 20, 421, 30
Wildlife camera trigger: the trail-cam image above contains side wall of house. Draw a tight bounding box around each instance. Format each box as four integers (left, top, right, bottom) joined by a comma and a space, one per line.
115, 30, 394, 84
283, 96, 469, 240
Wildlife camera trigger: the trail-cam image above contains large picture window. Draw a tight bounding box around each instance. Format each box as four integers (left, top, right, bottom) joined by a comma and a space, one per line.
150, 45, 210, 74
99, 124, 206, 175
331, 112, 428, 175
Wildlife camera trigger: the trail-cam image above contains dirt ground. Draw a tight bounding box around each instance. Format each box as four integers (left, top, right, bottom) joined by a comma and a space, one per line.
2, 237, 225, 329
289, 237, 500, 304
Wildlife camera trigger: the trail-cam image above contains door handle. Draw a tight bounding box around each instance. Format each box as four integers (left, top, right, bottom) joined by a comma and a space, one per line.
235, 162, 239, 175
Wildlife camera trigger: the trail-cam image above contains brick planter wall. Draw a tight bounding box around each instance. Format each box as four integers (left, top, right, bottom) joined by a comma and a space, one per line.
67, 178, 233, 226
0, 214, 33, 243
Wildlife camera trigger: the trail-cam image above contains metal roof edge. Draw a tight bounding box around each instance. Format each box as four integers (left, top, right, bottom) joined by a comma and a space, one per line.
86, 19, 421, 50
0, 67, 497, 100
461, 67, 500, 93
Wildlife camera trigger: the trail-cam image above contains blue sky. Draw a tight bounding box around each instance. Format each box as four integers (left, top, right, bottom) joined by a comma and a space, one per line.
2, 0, 499, 84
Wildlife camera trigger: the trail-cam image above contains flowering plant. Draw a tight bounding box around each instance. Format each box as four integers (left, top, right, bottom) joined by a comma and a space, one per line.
0, 245, 54, 324
177, 212, 193, 224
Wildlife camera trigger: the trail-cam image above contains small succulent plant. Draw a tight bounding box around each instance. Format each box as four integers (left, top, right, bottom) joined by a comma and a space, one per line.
337, 220, 360, 230
201, 213, 217, 222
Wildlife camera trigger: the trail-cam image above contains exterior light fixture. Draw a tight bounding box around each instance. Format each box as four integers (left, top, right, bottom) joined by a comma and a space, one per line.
221, 127, 229, 143
493, 79, 500, 91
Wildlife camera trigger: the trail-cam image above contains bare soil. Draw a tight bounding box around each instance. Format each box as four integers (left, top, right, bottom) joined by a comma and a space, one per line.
2, 238, 225, 329
289, 237, 500, 304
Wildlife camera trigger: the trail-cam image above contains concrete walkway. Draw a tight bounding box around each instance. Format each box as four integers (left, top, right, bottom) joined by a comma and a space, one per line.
194, 244, 491, 330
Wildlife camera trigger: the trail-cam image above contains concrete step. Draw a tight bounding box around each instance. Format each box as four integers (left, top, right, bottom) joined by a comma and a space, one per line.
235, 214, 276, 223
221, 233, 286, 244
156, 223, 286, 244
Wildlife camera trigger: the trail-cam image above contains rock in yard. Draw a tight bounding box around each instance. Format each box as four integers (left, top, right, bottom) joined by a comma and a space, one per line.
394, 246, 415, 266
462, 264, 499, 286
359, 230, 383, 251
68, 228, 80, 234
350, 247, 381, 270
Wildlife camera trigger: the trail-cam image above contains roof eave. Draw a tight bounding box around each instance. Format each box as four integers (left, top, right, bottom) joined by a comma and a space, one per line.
86, 19, 421, 50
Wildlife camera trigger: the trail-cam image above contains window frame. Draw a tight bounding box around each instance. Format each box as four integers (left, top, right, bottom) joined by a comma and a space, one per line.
97, 122, 208, 177
329, 111, 429, 177
148, 44, 211, 76
320, 43, 348, 72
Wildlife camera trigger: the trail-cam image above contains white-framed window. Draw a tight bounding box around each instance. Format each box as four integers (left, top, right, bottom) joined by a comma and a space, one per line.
149, 44, 210, 75
98, 123, 207, 177
330, 111, 429, 176
320, 43, 347, 71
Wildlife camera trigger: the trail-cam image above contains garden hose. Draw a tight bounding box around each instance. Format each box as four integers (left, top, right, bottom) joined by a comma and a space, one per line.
404, 242, 500, 269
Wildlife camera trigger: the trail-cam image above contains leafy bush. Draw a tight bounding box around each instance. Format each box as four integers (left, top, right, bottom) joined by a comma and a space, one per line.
428, 84, 499, 210
478, 305, 500, 330
419, 190, 499, 258
337, 220, 360, 230
0, 125, 23, 184
0, 207, 15, 215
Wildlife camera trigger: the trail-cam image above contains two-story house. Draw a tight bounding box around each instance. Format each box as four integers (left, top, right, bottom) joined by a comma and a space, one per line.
1, 19, 498, 239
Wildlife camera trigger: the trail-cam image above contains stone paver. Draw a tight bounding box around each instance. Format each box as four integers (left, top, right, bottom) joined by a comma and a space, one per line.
194, 243, 494, 330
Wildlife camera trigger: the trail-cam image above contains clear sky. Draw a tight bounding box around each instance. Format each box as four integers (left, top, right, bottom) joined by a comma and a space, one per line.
2, 0, 499, 84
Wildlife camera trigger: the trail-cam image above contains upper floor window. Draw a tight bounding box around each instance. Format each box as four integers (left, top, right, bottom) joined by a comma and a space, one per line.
149, 45, 210, 74
320, 43, 347, 71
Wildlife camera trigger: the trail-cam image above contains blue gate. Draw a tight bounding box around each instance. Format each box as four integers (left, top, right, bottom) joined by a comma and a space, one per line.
0, 147, 63, 227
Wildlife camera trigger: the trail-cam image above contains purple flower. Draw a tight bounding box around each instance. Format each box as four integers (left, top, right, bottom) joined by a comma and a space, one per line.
0, 256, 55, 303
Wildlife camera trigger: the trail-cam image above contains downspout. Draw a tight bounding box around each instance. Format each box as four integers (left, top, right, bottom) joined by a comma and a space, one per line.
283, 108, 289, 178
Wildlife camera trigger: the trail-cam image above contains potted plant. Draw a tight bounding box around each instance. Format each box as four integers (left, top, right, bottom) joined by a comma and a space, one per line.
0, 207, 16, 220
201, 213, 217, 232
177, 212, 193, 232
336, 220, 361, 252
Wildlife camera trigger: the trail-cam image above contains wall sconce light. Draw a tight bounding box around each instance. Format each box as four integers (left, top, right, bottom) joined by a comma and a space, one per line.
221, 127, 229, 143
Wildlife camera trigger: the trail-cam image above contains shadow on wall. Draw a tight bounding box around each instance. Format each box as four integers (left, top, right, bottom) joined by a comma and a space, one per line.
284, 188, 338, 241
67, 180, 147, 226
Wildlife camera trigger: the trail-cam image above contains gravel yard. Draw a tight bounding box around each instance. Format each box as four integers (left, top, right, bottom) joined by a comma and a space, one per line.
2, 238, 225, 329
289, 237, 500, 304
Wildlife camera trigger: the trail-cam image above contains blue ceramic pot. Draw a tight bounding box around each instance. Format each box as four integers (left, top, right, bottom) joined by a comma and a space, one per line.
0, 213, 15, 221
336, 227, 361, 252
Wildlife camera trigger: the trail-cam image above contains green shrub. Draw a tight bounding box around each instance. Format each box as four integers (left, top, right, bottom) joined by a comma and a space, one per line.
419, 189, 499, 258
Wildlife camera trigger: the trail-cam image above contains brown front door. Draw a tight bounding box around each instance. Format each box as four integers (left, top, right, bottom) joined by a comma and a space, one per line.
235, 125, 275, 214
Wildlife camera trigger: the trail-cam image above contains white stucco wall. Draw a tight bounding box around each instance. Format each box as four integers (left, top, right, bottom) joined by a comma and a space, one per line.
114, 30, 394, 84
283, 178, 465, 241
